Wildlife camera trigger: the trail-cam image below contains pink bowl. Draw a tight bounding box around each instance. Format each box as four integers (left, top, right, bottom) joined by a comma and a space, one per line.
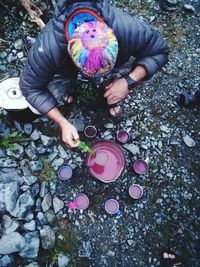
86, 140, 125, 183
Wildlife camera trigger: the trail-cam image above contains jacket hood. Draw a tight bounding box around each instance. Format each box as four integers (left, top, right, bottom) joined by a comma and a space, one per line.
52, 0, 110, 53
54, 0, 108, 22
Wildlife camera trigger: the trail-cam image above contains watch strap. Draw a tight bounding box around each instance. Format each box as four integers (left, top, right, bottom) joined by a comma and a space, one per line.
124, 75, 138, 90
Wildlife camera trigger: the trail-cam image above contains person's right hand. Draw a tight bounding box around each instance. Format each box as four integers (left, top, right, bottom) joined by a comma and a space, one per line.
60, 121, 80, 148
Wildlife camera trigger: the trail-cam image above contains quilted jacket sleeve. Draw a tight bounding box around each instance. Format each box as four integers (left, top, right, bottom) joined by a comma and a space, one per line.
103, 6, 169, 78
19, 22, 62, 115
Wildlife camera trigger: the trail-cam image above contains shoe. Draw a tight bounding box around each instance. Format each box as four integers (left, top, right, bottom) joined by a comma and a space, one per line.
159, 0, 177, 12
177, 91, 200, 107
160, 250, 182, 267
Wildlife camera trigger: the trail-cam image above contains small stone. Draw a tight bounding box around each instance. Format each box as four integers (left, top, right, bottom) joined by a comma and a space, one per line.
160, 125, 169, 132
24, 262, 39, 267
44, 209, 56, 223
24, 123, 33, 135
2, 215, 19, 234
53, 196, 64, 214
29, 160, 44, 172
183, 4, 195, 13
40, 225, 55, 250
123, 143, 140, 155
41, 193, 52, 212
17, 52, 24, 59
7, 144, 24, 159
0, 255, 13, 267
31, 183, 40, 198
19, 231, 40, 259
30, 129, 40, 140
41, 135, 55, 146
0, 51, 7, 59
24, 220, 36, 231
183, 134, 195, 147
0, 65, 6, 72
104, 123, 114, 129
127, 239, 134, 246
0, 232, 25, 254
57, 253, 70, 267
106, 250, 115, 256
52, 157, 64, 171
14, 39, 23, 50
78, 241, 93, 257
23, 175, 38, 185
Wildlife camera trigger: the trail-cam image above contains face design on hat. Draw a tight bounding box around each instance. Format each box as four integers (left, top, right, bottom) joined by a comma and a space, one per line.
82, 25, 108, 50
68, 21, 118, 78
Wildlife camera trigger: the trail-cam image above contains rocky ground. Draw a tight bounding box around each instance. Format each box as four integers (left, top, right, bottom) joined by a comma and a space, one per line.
0, 0, 200, 267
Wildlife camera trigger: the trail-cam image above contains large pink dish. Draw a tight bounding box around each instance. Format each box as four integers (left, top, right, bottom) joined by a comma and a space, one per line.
86, 140, 125, 183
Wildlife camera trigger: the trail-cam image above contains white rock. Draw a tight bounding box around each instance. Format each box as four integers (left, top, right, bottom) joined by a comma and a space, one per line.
0, 232, 25, 254
123, 143, 140, 155
53, 196, 64, 214
127, 239, 134, 246
57, 253, 70, 267
183, 134, 195, 147
104, 123, 114, 129
41, 193, 52, 212
160, 125, 169, 132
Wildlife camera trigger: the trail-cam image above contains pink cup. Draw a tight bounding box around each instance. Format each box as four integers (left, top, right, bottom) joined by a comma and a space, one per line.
84, 125, 97, 138
116, 129, 130, 144
105, 199, 122, 215
129, 184, 143, 199
133, 157, 149, 175
58, 165, 73, 180
68, 194, 89, 211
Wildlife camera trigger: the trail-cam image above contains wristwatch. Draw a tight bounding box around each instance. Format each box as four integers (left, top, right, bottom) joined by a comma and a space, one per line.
124, 75, 138, 91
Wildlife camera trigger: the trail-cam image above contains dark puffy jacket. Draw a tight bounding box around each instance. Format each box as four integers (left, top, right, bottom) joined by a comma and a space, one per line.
20, 0, 169, 115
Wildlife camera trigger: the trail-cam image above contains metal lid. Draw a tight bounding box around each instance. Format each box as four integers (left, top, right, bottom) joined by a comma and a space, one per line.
0, 77, 29, 110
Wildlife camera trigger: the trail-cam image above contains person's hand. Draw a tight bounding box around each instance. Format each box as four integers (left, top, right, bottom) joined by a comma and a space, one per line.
60, 121, 80, 148
103, 78, 129, 105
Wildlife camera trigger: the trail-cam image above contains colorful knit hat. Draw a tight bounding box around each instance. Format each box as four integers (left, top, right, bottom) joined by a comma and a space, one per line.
67, 21, 118, 78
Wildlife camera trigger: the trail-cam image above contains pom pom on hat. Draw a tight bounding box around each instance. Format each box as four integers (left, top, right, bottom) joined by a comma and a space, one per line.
67, 21, 118, 78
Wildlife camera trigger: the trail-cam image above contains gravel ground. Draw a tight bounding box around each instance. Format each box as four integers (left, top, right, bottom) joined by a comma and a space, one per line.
0, 1, 200, 267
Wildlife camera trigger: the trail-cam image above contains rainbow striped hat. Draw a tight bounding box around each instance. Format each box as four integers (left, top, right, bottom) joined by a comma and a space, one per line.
67, 21, 118, 78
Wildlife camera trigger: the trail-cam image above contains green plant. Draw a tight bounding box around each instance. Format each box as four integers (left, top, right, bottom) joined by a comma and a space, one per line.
55, 226, 77, 254
0, 131, 32, 150
38, 159, 55, 182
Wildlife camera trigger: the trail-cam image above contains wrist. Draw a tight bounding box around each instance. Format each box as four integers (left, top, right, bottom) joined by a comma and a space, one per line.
123, 75, 139, 91
58, 117, 70, 127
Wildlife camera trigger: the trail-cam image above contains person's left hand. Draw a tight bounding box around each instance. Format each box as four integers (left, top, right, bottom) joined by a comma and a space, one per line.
103, 78, 129, 105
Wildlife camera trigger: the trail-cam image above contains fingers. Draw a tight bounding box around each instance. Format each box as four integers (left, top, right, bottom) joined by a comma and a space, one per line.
103, 90, 112, 98
108, 96, 120, 103
105, 82, 114, 90
61, 124, 80, 148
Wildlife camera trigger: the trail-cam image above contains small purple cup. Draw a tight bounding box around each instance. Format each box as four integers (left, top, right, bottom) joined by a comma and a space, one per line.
58, 165, 73, 181
105, 199, 122, 215
129, 184, 143, 199
116, 129, 130, 144
84, 125, 97, 138
133, 157, 149, 175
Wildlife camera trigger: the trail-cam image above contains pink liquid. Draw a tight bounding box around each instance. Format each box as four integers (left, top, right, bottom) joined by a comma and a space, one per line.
105, 199, 119, 214
75, 194, 89, 210
117, 130, 129, 143
91, 151, 109, 174
129, 185, 143, 199
134, 160, 148, 174
87, 141, 125, 182
88, 150, 119, 181
58, 166, 72, 180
